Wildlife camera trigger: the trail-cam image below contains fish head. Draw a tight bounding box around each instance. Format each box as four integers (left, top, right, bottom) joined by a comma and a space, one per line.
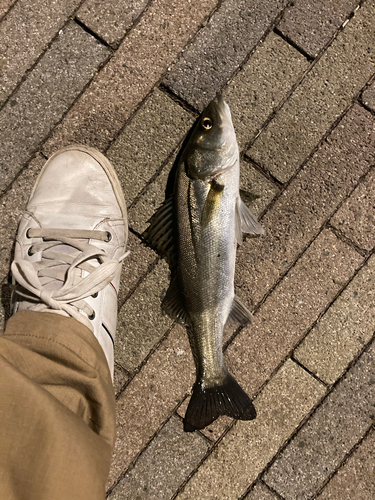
184, 96, 238, 181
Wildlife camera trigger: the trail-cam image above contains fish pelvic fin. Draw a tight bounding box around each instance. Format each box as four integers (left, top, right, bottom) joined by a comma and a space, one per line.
183, 372, 256, 432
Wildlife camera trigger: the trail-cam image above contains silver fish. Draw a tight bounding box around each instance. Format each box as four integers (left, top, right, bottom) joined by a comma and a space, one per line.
144, 96, 264, 431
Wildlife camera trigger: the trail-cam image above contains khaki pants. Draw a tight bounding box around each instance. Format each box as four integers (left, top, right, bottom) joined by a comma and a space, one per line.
0, 311, 116, 500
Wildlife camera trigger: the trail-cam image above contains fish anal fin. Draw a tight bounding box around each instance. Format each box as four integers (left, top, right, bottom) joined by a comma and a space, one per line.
184, 372, 256, 432
236, 197, 264, 237
162, 276, 189, 325
142, 197, 176, 264
225, 295, 253, 330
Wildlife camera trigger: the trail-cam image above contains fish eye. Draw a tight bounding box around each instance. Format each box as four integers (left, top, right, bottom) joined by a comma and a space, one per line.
201, 117, 213, 130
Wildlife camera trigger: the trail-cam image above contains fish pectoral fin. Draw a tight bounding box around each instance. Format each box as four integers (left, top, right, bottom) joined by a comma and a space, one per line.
162, 276, 190, 325
184, 372, 256, 432
142, 196, 176, 265
225, 295, 253, 329
240, 188, 260, 205
236, 196, 264, 238
201, 179, 224, 228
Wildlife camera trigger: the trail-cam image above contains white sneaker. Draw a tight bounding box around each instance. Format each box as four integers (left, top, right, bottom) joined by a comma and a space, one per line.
10, 145, 128, 379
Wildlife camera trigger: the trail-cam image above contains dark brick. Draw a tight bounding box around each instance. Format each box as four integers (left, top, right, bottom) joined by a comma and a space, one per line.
278, 0, 358, 58
0, 21, 110, 193
236, 105, 375, 308
362, 81, 375, 112
248, 2, 375, 182
164, 0, 288, 111
264, 341, 375, 500
0, 0, 81, 104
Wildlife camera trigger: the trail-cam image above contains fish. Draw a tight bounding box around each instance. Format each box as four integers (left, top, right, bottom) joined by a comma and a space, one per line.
143, 96, 264, 432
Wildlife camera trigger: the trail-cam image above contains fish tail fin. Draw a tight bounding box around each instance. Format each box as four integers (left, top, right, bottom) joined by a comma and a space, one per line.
183, 372, 256, 432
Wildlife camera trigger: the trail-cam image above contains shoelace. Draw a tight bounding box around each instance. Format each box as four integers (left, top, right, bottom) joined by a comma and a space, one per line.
11, 228, 129, 331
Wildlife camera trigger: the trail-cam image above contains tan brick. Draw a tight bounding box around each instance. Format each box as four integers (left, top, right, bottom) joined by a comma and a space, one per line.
236, 105, 375, 308
42, 0, 217, 156
294, 255, 375, 384
317, 430, 375, 500
115, 260, 172, 373
107, 89, 193, 208
77, 0, 148, 47
244, 482, 279, 500
176, 360, 325, 500
109, 415, 209, 500
248, 2, 375, 182
0, 0, 81, 104
223, 32, 309, 151
0, 0, 16, 18
108, 324, 194, 486
227, 230, 363, 398
331, 167, 375, 251
113, 364, 129, 396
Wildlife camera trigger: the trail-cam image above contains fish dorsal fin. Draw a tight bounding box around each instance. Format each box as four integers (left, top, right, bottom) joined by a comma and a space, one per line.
236, 197, 264, 238
142, 197, 176, 265
162, 276, 190, 325
225, 295, 253, 329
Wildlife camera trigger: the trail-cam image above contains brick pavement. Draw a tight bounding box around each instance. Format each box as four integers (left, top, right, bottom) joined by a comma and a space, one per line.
0, 1, 374, 499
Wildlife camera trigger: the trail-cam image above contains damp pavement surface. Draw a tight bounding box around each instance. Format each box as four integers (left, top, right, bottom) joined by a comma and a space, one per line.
1, 1, 374, 499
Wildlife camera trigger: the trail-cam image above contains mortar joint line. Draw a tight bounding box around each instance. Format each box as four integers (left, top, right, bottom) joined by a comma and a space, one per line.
291, 357, 328, 387
73, 17, 114, 50
273, 27, 314, 61
0, 0, 18, 23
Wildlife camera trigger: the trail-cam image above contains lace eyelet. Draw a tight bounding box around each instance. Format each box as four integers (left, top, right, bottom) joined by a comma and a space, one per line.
28, 247, 33, 256
91, 292, 98, 298
106, 231, 112, 242
26, 228, 32, 239
88, 311, 96, 320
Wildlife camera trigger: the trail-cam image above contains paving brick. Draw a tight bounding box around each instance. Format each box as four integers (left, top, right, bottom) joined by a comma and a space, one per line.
239, 160, 279, 218
77, 0, 148, 47
236, 105, 375, 307
244, 482, 279, 500
317, 430, 375, 500
263, 341, 375, 500
106, 89, 193, 208
176, 360, 325, 500
331, 167, 375, 251
278, 0, 358, 58
362, 80, 375, 112
0, 0, 15, 18
109, 324, 194, 486
128, 158, 172, 235
223, 32, 309, 151
164, 0, 288, 111
248, 2, 375, 183
42, 0, 217, 156
115, 259, 172, 373
294, 254, 375, 385
113, 364, 129, 396
109, 415, 209, 500
118, 231, 157, 309
0, 21, 110, 193
0, 154, 45, 283
0, 0, 82, 105
227, 229, 363, 399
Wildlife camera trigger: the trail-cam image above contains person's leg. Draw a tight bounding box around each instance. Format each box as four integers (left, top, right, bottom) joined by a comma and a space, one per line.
0, 146, 128, 500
